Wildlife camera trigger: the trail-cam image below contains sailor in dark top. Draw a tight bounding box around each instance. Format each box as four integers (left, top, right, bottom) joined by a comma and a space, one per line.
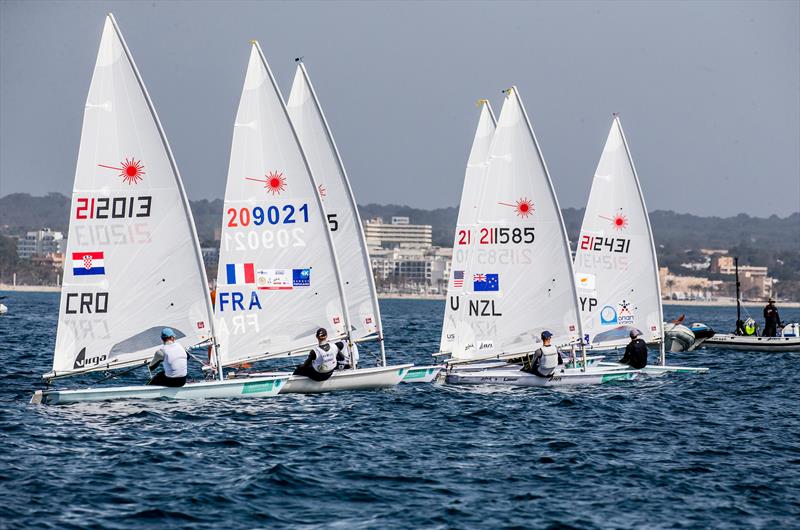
763, 298, 783, 337
619, 329, 648, 369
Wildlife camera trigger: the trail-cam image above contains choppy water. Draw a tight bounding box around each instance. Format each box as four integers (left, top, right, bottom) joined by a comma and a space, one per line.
1, 292, 798, 529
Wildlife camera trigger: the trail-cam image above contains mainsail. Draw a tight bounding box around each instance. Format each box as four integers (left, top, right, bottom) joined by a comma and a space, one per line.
573, 116, 663, 349
439, 101, 496, 358
286, 63, 383, 357
215, 43, 349, 367
445, 87, 581, 361
51, 14, 215, 378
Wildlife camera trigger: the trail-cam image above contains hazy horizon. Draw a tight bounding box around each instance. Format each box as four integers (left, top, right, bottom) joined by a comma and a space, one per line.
1, 1, 798, 217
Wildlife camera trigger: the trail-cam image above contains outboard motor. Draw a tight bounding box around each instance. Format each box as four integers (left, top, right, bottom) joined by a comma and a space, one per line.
782, 323, 800, 338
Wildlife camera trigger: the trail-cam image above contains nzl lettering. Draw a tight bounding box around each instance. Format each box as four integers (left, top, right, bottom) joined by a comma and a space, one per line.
66, 292, 109, 314
75, 196, 152, 220
469, 300, 502, 317
580, 297, 598, 312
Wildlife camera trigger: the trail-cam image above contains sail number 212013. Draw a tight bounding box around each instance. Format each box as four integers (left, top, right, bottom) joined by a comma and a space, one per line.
457, 227, 535, 246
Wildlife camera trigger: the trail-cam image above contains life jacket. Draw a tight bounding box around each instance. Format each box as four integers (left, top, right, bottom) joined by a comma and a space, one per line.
337, 343, 359, 369
311, 343, 336, 373
744, 318, 757, 336
537, 345, 559, 375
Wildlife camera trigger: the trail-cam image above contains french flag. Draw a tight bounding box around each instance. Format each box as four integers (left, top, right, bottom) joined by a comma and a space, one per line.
225, 263, 255, 285
72, 252, 105, 276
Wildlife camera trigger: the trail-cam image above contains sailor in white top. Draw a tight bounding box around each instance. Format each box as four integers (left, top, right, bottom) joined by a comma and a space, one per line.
293, 328, 340, 382
148, 328, 189, 387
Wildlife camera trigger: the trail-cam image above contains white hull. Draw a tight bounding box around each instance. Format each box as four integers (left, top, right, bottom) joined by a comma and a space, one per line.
0, 303, 7, 315
401, 365, 443, 383
703, 333, 800, 352
447, 355, 605, 373
445, 367, 638, 387
596, 361, 708, 376
30, 375, 289, 405
239, 364, 413, 394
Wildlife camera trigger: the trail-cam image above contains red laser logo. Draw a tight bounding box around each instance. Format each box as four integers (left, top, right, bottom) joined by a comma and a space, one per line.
498, 198, 534, 218
246, 171, 287, 195
98, 158, 145, 185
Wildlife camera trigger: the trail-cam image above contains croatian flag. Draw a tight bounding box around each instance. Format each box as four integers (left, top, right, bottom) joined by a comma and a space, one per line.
473, 273, 499, 292
453, 270, 464, 288
225, 263, 255, 285
72, 252, 105, 276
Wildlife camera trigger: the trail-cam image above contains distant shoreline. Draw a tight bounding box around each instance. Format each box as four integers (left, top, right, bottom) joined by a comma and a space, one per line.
377, 293, 800, 308
3, 286, 798, 308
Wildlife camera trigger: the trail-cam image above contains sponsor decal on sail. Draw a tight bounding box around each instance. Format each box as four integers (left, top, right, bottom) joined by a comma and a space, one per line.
246, 170, 286, 195
599, 209, 629, 231
292, 268, 311, 287
225, 263, 255, 285
72, 252, 105, 276
98, 157, 145, 185
256, 268, 311, 290
600, 305, 618, 325
473, 273, 499, 292
498, 197, 534, 218
617, 299, 635, 325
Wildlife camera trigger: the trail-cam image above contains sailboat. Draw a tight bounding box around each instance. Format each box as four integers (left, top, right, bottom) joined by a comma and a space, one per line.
214, 43, 411, 393
440, 89, 638, 387
573, 116, 708, 375
31, 15, 288, 405
285, 61, 438, 384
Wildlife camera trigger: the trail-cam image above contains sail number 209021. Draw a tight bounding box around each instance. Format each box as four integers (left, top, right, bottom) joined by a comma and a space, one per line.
457, 227, 535, 246
226, 204, 309, 228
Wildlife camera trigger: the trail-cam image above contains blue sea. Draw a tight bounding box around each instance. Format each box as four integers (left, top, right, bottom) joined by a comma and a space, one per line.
1, 292, 798, 529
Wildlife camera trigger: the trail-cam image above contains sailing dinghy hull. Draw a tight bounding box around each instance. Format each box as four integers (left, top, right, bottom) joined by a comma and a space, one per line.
234, 364, 414, 394
445, 367, 638, 387
401, 365, 443, 383
30, 375, 289, 405
596, 362, 708, 376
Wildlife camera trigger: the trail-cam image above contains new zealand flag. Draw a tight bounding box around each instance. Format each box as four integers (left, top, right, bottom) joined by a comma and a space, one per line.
473, 273, 499, 292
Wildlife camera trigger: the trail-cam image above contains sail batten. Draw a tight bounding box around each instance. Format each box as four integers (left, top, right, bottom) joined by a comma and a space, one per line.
573, 117, 663, 350
51, 14, 216, 378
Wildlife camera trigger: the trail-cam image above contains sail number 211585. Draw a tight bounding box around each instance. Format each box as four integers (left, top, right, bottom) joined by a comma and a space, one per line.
457, 227, 535, 246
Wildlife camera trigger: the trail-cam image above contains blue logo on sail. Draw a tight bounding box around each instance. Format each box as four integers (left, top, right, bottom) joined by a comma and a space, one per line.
600, 305, 618, 325
292, 268, 311, 287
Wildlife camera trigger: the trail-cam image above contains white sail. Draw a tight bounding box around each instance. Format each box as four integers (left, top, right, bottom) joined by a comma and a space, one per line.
446, 87, 581, 361
51, 15, 215, 378
573, 117, 663, 349
286, 63, 381, 345
215, 43, 348, 367
439, 101, 496, 356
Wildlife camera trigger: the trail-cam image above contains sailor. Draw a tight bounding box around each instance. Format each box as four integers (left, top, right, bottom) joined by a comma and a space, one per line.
520, 331, 563, 378
618, 329, 648, 369
148, 328, 189, 387
292, 328, 340, 382
763, 297, 783, 337
336, 342, 360, 370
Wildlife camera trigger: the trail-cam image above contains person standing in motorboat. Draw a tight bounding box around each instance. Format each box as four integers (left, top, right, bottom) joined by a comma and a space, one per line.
763, 297, 783, 337
293, 328, 340, 381
336, 341, 359, 370
619, 329, 648, 369
520, 331, 563, 378
148, 328, 189, 387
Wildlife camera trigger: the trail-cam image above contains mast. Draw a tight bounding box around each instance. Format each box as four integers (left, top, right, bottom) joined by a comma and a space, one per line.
251, 42, 355, 363
296, 60, 385, 366
108, 14, 223, 380
615, 116, 665, 366
735, 256, 741, 330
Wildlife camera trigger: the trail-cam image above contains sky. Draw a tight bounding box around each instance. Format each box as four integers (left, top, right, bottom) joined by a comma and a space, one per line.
1, 0, 798, 217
